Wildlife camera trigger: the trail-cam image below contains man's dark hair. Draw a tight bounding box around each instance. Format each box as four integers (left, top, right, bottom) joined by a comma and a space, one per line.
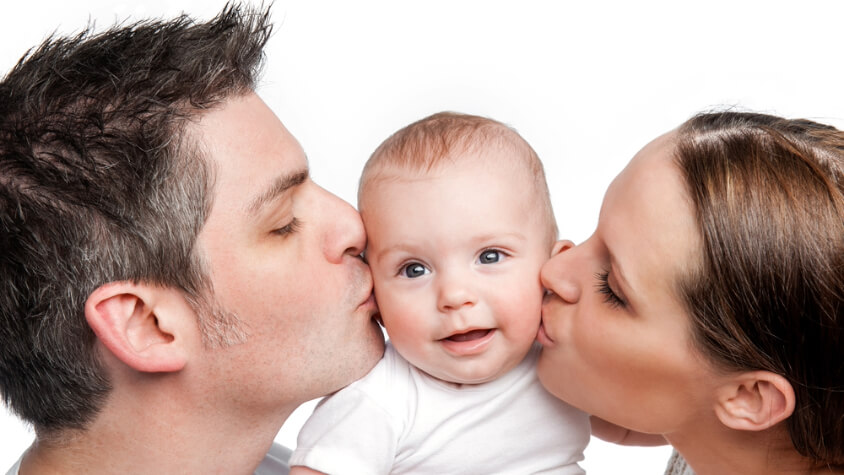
0, 3, 271, 433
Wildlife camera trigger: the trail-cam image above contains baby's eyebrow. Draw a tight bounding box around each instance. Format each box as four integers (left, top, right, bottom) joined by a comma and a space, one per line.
246, 168, 309, 216
367, 245, 409, 262
470, 232, 527, 243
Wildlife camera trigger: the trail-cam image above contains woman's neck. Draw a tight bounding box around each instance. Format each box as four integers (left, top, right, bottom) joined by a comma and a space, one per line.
667, 419, 837, 475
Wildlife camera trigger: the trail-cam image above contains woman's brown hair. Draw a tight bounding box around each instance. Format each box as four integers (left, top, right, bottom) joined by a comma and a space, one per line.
674, 112, 843, 468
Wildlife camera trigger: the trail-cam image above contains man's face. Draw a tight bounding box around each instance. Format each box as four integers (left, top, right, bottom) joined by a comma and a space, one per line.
192, 93, 384, 416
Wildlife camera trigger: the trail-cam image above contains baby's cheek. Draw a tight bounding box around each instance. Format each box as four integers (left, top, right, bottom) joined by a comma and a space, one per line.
499, 294, 543, 336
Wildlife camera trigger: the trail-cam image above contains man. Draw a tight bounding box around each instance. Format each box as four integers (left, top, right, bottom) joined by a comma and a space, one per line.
0, 4, 384, 473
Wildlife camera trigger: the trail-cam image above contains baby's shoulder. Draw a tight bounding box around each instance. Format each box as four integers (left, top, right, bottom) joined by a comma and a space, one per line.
346, 342, 415, 401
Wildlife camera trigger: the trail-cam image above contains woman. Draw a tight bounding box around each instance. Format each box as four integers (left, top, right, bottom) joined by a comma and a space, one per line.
536, 112, 843, 474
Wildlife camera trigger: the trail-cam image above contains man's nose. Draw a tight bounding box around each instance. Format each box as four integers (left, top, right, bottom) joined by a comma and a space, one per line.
315, 185, 367, 264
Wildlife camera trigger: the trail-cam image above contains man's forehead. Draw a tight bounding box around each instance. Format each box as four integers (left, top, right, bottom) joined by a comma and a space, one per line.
187, 93, 309, 212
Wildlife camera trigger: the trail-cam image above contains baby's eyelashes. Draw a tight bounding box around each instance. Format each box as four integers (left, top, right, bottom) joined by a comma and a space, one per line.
400, 262, 430, 278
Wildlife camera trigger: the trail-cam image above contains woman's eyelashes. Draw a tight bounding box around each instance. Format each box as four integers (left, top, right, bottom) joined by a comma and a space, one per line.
272, 217, 301, 236
595, 270, 627, 309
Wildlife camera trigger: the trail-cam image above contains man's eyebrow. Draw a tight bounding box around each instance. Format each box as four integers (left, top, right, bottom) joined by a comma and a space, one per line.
246, 169, 309, 216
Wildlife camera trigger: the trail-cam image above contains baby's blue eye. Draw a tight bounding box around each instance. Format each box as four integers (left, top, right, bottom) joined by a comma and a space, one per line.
479, 250, 501, 264
402, 263, 429, 278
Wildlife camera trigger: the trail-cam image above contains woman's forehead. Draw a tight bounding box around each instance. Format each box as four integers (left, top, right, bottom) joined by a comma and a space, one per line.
599, 131, 700, 301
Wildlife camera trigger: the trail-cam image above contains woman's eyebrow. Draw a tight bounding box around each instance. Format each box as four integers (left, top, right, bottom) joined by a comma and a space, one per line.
610, 253, 636, 308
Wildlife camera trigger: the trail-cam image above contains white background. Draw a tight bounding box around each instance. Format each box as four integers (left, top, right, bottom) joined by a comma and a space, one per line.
2, 1, 842, 473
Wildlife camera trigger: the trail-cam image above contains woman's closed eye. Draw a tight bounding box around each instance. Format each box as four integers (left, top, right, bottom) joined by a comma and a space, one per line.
595, 270, 627, 309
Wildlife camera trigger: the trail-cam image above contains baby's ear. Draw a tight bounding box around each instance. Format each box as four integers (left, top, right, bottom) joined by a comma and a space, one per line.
85, 281, 192, 373
551, 240, 575, 256
713, 371, 795, 431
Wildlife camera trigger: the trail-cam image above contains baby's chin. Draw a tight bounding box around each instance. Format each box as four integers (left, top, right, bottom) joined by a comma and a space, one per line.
419, 358, 523, 387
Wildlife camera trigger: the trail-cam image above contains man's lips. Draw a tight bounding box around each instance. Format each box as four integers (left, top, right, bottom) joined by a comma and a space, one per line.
360, 293, 384, 326
359, 292, 377, 311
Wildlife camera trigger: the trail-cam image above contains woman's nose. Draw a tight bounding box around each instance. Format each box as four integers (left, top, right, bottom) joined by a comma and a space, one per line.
540, 241, 581, 303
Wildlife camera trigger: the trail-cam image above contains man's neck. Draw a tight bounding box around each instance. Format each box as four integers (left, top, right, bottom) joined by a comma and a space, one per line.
19, 387, 291, 475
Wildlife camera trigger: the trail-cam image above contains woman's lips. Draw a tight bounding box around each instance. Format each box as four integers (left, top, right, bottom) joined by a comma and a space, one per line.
536, 320, 555, 346
439, 328, 495, 355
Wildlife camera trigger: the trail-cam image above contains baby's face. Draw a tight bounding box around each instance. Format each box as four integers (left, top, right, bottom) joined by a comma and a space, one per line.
360, 151, 552, 385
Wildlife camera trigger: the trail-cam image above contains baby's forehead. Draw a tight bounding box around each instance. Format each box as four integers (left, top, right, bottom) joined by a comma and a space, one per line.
362, 142, 536, 185
361, 158, 553, 233
358, 127, 557, 246
358, 158, 537, 218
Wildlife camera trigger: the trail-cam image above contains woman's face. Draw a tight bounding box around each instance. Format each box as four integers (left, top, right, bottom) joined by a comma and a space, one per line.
537, 132, 722, 434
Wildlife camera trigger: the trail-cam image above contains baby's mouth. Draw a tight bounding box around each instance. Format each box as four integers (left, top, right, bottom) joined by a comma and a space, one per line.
440, 328, 496, 356
445, 329, 492, 342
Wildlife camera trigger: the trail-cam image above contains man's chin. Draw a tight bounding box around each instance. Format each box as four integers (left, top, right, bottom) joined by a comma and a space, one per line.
342, 320, 385, 385
363, 318, 386, 363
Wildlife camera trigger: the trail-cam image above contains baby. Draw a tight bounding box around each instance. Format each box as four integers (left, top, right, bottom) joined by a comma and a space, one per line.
289, 112, 590, 474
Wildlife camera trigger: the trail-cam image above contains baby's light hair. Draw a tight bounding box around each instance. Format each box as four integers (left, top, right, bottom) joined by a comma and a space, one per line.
359, 112, 558, 245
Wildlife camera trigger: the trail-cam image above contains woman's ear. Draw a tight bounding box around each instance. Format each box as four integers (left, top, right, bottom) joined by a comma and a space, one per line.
713, 371, 796, 431
551, 240, 575, 256
85, 281, 192, 373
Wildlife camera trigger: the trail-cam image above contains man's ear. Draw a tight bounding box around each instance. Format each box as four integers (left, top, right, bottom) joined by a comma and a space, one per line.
85, 281, 191, 373
551, 240, 575, 256
713, 371, 796, 431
